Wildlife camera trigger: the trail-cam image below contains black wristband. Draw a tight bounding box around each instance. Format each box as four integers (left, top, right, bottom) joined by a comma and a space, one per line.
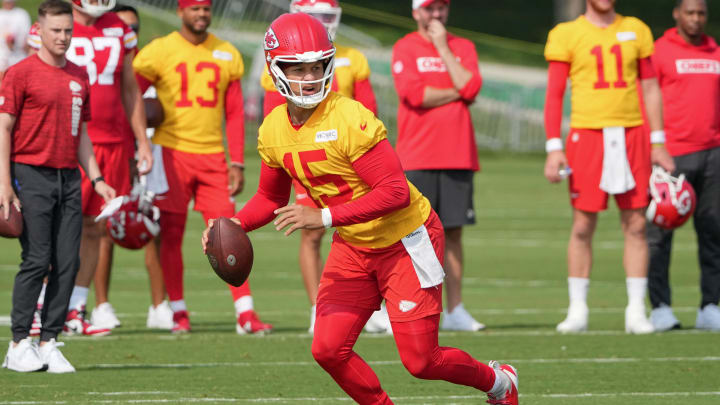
91, 176, 105, 188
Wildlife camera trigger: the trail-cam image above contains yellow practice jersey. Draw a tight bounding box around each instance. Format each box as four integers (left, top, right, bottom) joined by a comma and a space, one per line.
261, 44, 371, 98
259, 92, 431, 249
545, 15, 654, 128
133, 32, 244, 154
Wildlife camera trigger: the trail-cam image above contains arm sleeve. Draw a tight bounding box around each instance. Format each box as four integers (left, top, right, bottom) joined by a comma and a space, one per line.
637, 57, 656, 80
392, 42, 425, 108
225, 80, 245, 165
544, 61, 570, 141
353, 78, 378, 115
458, 42, 482, 102
329, 139, 410, 227
262, 90, 286, 118
233, 161, 292, 232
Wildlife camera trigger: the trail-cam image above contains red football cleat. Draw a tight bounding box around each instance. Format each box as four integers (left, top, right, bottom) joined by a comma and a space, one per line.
171, 310, 191, 334
486, 361, 518, 405
236, 310, 272, 335
63, 308, 111, 337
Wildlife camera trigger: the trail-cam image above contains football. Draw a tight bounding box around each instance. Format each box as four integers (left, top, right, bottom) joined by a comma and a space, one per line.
144, 98, 165, 128
206, 217, 253, 287
0, 204, 23, 238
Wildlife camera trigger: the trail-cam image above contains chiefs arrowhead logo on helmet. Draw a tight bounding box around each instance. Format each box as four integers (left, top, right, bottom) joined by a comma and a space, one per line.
646, 167, 696, 230
106, 191, 160, 250
264, 28, 279, 50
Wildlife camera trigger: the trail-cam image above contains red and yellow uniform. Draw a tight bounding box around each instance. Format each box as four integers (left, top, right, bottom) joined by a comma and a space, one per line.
545, 15, 654, 212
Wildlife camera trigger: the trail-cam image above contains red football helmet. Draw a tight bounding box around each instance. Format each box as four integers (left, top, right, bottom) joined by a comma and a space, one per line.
289, 0, 342, 40
646, 167, 696, 230
72, 0, 116, 18
264, 12, 336, 109
106, 190, 160, 250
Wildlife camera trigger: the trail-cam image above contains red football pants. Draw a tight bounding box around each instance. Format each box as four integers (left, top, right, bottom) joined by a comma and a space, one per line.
311, 303, 496, 404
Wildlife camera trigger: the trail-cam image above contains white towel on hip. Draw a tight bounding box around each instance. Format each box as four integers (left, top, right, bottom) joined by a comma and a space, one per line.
599, 126, 636, 194
401, 225, 445, 288
145, 143, 169, 195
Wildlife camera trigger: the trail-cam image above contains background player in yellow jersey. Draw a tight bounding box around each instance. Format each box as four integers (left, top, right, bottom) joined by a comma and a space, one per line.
543, 0, 675, 334
133, 0, 271, 334
203, 12, 519, 405
260, 0, 384, 335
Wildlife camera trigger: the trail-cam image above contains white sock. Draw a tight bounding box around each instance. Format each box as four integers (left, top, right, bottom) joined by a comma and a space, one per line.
488, 366, 509, 397
626, 277, 648, 308
169, 299, 187, 313
234, 296, 254, 315
37, 283, 47, 306
68, 286, 89, 311
568, 277, 590, 308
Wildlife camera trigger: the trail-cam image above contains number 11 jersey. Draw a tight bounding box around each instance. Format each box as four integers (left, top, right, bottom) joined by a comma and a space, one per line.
544, 14, 654, 129
133, 32, 244, 155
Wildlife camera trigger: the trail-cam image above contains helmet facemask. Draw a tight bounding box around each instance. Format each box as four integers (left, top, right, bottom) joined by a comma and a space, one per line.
74, 0, 117, 18
268, 50, 336, 109
289, 4, 342, 40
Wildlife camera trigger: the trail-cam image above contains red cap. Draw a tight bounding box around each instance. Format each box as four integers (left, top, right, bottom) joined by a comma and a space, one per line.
178, 0, 211, 8
412, 0, 449, 10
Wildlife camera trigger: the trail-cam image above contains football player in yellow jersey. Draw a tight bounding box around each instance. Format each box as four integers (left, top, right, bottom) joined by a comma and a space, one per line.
132, 0, 272, 334
543, 0, 675, 334
260, 0, 385, 335
202, 13, 519, 405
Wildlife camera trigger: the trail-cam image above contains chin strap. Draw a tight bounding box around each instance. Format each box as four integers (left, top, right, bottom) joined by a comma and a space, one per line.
649, 166, 686, 207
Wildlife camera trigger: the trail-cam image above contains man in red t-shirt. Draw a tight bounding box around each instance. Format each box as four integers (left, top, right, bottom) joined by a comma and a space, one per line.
0, 0, 114, 373
391, 0, 484, 331
647, 0, 720, 332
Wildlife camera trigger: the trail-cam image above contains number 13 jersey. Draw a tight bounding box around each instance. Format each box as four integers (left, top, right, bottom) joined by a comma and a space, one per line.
133, 32, 244, 154
259, 93, 431, 249
545, 15, 654, 129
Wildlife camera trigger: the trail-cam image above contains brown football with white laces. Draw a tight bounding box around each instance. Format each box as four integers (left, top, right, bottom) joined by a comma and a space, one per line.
206, 217, 253, 287
0, 204, 23, 238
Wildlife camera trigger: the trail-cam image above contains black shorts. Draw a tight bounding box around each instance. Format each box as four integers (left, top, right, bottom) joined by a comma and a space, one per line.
406, 169, 476, 228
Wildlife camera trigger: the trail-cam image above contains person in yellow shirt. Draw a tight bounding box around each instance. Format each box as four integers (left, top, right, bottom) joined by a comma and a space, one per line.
543, 0, 675, 334
133, 0, 271, 334
203, 12, 518, 405
260, 0, 384, 335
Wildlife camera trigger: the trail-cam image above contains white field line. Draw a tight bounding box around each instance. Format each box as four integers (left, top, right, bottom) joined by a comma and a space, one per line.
2, 391, 720, 404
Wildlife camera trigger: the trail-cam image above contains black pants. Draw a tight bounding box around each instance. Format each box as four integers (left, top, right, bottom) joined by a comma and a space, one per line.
10, 163, 82, 342
647, 147, 720, 309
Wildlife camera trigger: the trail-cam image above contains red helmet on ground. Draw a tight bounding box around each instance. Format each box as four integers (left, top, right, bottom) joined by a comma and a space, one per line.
289, 0, 342, 40
71, 0, 116, 18
263, 12, 336, 109
106, 191, 160, 250
646, 167, 696, 230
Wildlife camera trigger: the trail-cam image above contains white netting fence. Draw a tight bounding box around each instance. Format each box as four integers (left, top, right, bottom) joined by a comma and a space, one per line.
125, 0, 566, 152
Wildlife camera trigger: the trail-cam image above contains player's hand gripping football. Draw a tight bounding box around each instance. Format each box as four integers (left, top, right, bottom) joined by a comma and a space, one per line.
427, 19, 448, 51
0, 183, 21, 221
273, 204, 324, 236
228, 165, 245, 196
544, 150, 569, 183
651, 145, 676, 174
201, 217, 242, 253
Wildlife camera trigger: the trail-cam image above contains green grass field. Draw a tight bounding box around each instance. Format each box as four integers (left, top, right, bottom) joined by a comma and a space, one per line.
1, 152, 719, 404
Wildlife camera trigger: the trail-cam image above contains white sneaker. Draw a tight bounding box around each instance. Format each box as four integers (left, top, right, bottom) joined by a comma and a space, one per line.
2, 338, 45, 372
91, 302, 121, 329
625, 305, 655, 334
364, 304, 393, 334
147, 301, 174, 330
441, 303, 485, 331
650, 304, 681, 332
696, 304, 720, 331
556, 303, 588, 333
308, 305, 316, 335
39, 339, 75, 374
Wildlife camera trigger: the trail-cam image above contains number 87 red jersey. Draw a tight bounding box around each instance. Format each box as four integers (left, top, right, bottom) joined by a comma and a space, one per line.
544, 15, 654, 129
28, 13, 138, 144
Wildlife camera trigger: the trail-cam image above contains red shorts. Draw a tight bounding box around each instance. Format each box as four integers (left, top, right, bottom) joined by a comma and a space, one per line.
317, 210, 444, 322
156, 147, 235, 216
82, 142, 133, 216
293, 179, 319, 208
566, 126, 650, 212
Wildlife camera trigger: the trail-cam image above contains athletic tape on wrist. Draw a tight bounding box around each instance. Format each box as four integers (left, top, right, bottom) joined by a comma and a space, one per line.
321, 208, 332, 228
545, 138, 563, 153
650, 130, 666, 144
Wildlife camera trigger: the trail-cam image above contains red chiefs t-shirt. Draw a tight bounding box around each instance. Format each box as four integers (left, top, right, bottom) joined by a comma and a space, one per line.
392, 32, 482, 171
0, 55, 91, 168
653, 28, 720, 156
29, 13, 138, 145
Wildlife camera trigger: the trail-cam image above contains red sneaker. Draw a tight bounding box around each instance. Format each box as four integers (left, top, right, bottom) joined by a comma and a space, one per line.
172, 310, 191, 334
63, 308, 111, 337
486, 361, 518, 405
236, 310, 273, 335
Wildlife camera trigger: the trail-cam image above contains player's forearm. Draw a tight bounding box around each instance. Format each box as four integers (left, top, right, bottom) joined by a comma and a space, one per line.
234, 162, 291, 232
0, 116, 13, 188
77, 124, 102, 180
437, 46, 472, 91
641, 78, 664, 133
225, 80, 245, 165
544, 61, 570, 145
422, 86, 461, 108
